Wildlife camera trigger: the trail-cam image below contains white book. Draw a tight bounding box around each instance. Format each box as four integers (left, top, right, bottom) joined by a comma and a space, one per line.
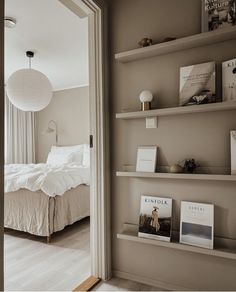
136, 146, 157, 173
179, 61, 216, 106
231, 131, 236, 175
138, 195, 172, 242
222, 58, 236, 102
180, 201, 214, 249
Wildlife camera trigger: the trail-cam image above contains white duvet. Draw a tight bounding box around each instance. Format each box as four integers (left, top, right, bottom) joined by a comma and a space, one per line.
5, 163, 90, 197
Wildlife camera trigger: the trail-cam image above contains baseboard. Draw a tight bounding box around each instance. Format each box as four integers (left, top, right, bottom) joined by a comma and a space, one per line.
113, 270, 190, 291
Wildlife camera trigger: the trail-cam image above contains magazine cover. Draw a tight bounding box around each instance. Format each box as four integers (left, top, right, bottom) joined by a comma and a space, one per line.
203, 0, 236, 31
179, 62, 216, 106
231, 131, 236, 174
222, 58, 236, 101
138, 195, 172, 242
180, 201, 214, 249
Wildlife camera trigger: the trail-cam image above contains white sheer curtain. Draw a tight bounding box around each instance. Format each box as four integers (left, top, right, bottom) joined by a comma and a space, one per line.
5, 95, 36, 164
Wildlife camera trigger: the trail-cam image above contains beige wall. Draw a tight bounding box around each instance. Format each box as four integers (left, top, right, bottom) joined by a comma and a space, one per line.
36, 86, 89, 163
0, 0, 4, 289
109, 0, 236, 290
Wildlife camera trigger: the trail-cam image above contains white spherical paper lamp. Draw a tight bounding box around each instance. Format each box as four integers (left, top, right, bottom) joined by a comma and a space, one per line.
139, 90, 153, 111
6, 68, 53, 112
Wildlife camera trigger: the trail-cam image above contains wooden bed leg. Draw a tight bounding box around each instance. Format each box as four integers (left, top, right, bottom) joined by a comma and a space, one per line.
47, 235, 51, 244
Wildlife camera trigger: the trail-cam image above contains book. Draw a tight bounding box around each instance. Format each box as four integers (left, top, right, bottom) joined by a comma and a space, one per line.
222, 58, 236, 101
180, 201, 214, 249
202, 0, 236, 32
179, 62, 216, 106
138, 195, 172, 242
136, 146, 157, 173
231, 131, 236, 174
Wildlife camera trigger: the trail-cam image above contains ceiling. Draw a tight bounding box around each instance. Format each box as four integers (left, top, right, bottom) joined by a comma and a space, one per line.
5, 0, 89, 91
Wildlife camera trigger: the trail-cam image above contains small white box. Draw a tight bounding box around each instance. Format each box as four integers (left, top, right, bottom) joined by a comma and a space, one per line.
231, 131, 236, 175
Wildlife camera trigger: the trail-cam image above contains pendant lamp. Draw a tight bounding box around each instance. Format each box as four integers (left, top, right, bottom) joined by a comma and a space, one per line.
6, 51, 53, 112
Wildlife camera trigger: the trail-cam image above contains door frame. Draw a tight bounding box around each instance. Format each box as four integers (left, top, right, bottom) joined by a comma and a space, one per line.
83, 0, 111, 280
59, 0, 111, 281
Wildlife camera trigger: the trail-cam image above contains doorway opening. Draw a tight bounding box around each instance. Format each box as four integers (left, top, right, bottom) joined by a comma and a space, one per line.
3, 0, 110, 290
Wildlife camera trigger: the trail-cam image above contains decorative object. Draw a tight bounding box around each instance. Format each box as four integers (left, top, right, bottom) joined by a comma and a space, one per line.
222, 58, 236, 101
138, 38, 153, 47
6, 51, 53, 112
179, 61, 216, 106
231, 130, 236, 174
139, 195, 172, 242
180, 201, 214, 249
184, 159, 198, 173
169, 164, 184, 173
139, 90, 153, 111
201, 0, 236, 32
46, 120, 58, 145
136, 146, 157, 172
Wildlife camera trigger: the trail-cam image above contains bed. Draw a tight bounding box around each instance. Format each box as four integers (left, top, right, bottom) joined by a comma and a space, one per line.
4, 144, 90, 242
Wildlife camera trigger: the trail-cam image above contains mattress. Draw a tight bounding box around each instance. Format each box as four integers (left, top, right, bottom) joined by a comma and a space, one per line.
4, 185, 90, 237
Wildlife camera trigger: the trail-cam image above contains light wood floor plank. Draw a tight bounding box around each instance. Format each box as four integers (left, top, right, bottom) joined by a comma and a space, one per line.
4, 218, 91, 291
4, 217, 163, 291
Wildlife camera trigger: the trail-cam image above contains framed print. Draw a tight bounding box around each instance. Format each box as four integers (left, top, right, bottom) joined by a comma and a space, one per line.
136, 146, 157, 172
202, 0, 236, 32
180, 201, 214, 249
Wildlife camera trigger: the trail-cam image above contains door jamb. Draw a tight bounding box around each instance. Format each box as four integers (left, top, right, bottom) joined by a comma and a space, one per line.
61, 0, 111, 280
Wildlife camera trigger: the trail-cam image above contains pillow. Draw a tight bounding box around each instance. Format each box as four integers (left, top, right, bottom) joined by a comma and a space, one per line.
46, 151, 75, 165
50, 145, 84, 154
83, 144, 90, 167
50, 145, 84, 165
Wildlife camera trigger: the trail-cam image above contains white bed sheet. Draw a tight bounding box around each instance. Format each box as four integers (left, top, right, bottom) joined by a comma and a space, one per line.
5, 163, 90, 197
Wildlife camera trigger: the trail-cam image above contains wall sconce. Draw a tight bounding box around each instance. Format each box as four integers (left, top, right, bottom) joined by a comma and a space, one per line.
46, 120, 58, 145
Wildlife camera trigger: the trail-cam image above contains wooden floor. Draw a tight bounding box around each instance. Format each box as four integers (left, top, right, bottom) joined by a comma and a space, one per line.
4, 217, 91, 291
4, 217, 163, 291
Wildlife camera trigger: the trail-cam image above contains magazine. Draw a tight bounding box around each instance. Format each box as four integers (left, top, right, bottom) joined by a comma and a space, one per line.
203, 0, 236, 31
179, 62, 216, 106
138, 195, 172, 242
231, 131, 236, 174
222, 58, 236, 101
180, 201, 214, 249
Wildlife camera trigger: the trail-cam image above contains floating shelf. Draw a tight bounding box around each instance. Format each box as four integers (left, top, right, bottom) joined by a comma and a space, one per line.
116, 101, 236, 120
117, 231, 236, 260
115, 26, 236, 63
116, 171, 236, 182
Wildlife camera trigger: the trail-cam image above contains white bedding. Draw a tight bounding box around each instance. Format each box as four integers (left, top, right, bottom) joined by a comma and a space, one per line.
5, 163, 90, 197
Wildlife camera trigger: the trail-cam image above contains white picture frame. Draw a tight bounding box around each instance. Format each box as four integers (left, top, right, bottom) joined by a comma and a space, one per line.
136, 146, 157, 173
231, 131, 236, 175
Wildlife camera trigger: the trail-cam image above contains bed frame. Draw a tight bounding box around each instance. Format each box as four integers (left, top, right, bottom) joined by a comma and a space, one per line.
4, 185, 90, 243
